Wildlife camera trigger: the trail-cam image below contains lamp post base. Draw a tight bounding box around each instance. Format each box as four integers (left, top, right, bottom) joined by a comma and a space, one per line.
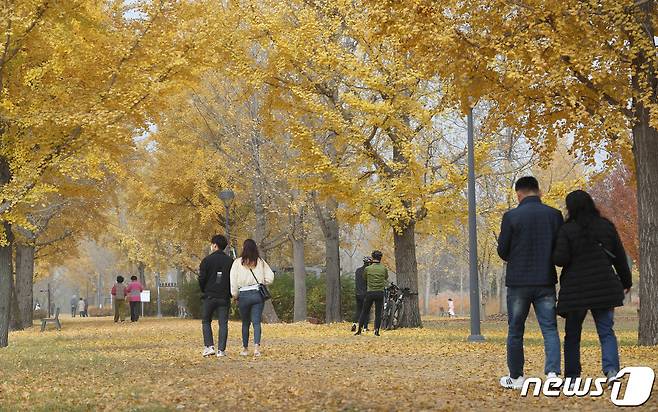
467, 334, 486, 342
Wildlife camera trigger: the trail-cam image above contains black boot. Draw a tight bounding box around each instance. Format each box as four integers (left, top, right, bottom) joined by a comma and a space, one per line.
374, 329, 380, 336
351, 323, 357, 332
354, 326, 362, 336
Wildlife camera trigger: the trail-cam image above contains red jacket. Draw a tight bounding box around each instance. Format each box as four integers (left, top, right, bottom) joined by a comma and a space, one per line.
126, 281, 143, 302
111, 283, 127, 300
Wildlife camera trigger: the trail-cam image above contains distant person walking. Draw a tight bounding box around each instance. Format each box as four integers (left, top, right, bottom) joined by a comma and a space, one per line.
497, 176, 564, 389
447, 298, 456, 318
354, 250, 388, 337
83, 298, 89, 317
77, 298, 85, 318
70, 296, 77, 317
230, 239, 274, 357
111, 276, 127, 323
351, 256, 372, 332
126, 276, 144, 322
553, 190, 632, 386
199, 234, 234, 358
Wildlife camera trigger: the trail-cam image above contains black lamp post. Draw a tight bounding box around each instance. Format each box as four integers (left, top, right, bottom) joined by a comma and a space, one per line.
218, 189, 235, 256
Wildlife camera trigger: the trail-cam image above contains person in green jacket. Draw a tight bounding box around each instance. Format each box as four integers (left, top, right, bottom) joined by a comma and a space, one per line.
355, 250, 388, 336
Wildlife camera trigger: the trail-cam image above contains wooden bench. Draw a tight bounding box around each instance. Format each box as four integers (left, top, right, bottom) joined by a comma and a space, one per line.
40, 307, 61, 332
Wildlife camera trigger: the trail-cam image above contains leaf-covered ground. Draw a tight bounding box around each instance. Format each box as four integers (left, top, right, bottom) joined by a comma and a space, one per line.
0, 313, 656, 411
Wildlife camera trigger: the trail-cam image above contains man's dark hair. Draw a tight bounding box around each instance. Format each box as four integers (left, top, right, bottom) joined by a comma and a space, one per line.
131, 275, 137, 281
371, 250, 383, 261
116, 276, 124, 283
211, 234, 228, 251
515, 176, 540, 193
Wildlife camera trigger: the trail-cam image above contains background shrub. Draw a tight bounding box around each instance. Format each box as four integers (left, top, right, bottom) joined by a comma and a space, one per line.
87, 306, 113, 317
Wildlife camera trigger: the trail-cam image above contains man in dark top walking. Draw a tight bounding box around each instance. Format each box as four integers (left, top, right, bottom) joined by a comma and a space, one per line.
351, 256, 372, 332
497, 176, 564, 389
199, 234, 233, 358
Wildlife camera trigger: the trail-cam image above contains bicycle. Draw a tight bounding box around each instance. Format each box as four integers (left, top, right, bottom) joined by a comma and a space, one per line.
381, 282, 415, 330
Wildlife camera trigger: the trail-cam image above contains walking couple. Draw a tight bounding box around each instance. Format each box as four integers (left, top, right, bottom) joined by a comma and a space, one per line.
498, 177, 632, 389
199, 235, 274, 358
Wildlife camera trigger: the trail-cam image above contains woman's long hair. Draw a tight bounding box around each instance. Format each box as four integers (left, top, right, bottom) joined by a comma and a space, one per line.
240, 239, 260, 267
565, 190, 601, 237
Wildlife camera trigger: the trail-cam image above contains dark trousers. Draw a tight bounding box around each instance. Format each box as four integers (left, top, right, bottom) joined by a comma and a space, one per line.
359, 291, 383, 331
564, 308, 620, 377
130, 301, 140, 322
71, 306, 76, 317
238, 290, 264, 348
353, 295, 370, 328
201, 298, 230, 350
506, 286, 561, 378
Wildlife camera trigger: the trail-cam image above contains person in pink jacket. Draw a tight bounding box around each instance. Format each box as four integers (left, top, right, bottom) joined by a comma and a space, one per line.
126, 276, 144, 322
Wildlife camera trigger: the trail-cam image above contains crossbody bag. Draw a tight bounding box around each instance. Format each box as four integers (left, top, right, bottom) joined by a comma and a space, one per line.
249, 268, 272, 301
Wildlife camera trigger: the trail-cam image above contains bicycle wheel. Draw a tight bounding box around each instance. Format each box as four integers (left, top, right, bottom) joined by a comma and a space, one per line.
383, 301, 394, 330
392, 302, 405, 329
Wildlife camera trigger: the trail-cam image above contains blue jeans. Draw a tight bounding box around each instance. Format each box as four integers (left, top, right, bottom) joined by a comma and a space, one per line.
507, 286, 561, 378
564, 308, 619, 377
238, 290, 264, 348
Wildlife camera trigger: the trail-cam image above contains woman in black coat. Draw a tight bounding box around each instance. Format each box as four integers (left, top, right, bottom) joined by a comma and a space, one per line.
552, 190, 632, 385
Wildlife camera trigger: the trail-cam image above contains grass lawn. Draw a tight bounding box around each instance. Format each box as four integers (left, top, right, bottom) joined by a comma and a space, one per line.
0, 311, 657, 411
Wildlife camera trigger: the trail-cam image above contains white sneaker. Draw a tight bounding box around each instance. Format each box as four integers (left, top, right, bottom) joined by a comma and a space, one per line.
500, 375, 525, 389
216, 350, 226, 357
240, 348, 249, 356
254, 344, 261, 357
547, 372, 559, 379
202, 346, 216, 357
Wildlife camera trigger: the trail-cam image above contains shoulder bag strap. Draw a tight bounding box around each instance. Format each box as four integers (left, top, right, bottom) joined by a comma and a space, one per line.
249, 268, 261, 285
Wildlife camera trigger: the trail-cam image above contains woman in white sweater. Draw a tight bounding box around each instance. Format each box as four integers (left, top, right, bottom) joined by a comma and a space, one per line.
230, 239, 274, 356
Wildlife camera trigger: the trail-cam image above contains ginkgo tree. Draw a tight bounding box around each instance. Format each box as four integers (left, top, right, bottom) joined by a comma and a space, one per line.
228, 0, 492, 327
0, 0, 235, 347
366, 0, 658, 344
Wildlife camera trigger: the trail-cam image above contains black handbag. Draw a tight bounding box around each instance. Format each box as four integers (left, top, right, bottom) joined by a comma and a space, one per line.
250, 268, 272, 301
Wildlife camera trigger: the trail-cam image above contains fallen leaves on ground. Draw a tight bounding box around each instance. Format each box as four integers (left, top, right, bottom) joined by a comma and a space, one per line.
0, 314, 656, 411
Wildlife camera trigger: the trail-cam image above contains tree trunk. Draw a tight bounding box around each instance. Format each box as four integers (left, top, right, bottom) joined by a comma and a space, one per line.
423, 272, 431, 315
393, 222, 422, 328
634, 111, 658, 346
15, 243, 35, 328
9, 277, 21, 331
137, 261, 147, 289
498, 264, 507, 315
262, 301, 280, 323
292, 237, 307, 322
176, 267, 187, 318
314, 197, 341, 323
0, 221, 13, 347
634, 0, 658, 347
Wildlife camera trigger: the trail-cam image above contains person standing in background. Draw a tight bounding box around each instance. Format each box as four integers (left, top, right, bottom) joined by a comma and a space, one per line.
77, 298, 85, 318
83, 298, 89, 317
70, 295, 77, 317
126, 275, 144, 322
448, 298, 456, 318
354, 250, 388, 337
351, 256, 372, 332
111, 276, 127, 323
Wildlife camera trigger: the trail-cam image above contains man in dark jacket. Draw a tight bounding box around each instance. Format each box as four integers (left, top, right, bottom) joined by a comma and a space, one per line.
497, 176, 564, 389
351, 257, 372, 332
199, 234, 233, 357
